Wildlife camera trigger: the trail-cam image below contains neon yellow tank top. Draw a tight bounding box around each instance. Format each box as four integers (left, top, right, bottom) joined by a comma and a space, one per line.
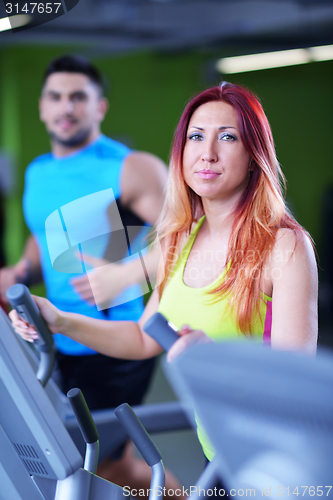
158, 215, 272, 460
158, 216, 272, 341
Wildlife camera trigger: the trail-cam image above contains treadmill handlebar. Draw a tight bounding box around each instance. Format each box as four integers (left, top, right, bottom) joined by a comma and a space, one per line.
115, 403, 162, 467
143, 312, 179, 352
67, 388, 99, 444
6, 283, 54, 353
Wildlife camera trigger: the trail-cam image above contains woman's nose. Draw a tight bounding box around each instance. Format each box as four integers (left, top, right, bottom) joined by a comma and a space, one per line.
201, 146, 218, 163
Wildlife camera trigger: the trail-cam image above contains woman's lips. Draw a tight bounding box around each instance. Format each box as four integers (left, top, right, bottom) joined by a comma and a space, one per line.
196, 169, 220, 179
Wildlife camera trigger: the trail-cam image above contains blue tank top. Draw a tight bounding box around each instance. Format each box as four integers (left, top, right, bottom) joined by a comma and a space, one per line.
23, 135, 147, 355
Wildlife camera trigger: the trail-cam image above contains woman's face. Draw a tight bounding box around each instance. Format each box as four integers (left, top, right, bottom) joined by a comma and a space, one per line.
183, 101, 251, 204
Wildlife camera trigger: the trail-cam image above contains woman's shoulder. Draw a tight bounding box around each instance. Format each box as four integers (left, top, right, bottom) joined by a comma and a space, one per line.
273, 227, 314, 258
268, 226, 316, 275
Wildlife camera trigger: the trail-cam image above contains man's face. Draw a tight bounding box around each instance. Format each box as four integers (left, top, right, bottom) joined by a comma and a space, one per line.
39, 72, 108, 149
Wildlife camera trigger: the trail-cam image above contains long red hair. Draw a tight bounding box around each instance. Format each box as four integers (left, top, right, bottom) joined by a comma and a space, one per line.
157, 82, 307, 333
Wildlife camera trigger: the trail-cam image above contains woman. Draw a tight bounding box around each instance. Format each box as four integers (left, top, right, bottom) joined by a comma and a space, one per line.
11, 81, 318, 461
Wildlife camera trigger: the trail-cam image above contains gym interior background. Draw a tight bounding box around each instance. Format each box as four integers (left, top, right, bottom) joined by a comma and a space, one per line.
0, 0, 333, 488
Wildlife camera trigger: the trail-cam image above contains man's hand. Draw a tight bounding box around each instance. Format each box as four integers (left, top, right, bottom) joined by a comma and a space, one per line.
0, 259, 30, 304
167, 325, 213, 363
71, 253, 133, 308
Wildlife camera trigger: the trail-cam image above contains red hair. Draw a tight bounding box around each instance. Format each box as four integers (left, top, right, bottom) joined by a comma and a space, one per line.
157, 82, 308, 333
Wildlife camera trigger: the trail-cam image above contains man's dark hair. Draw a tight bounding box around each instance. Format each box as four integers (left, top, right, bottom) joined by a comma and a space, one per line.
42, 54, 106, 95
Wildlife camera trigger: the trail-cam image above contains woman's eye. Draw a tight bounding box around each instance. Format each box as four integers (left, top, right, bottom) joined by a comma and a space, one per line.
188, 133, 203, 141
220, 133, 236, 141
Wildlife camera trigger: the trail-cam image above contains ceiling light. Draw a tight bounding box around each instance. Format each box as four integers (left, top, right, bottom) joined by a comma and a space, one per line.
309, 44, 333, 62
216, 45, 333, 74
0, 14, 32, 32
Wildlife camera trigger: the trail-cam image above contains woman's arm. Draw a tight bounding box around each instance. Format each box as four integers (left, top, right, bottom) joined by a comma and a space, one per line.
268, 229, 318, 354
10, 288, 163, 360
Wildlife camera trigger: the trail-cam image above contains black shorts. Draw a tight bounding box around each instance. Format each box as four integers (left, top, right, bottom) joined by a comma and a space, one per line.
55, 351, 156, 410
54, 352, 156, 459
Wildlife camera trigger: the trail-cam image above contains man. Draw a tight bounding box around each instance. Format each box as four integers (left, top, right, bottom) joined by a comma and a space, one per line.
0, 55, 180, 493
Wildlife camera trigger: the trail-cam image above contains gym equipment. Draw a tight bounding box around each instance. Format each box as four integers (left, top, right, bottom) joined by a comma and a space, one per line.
0, 422, 44, 500
0, 305, 81, 499
115, 403, 165, 499
0, 308, 82, 479
143, 312, 179, 351
5, 285, 190, 463
9, 288, 330, 499
0, 304, 165, 500
166, 341, 333, 499
6, 283, 54, 387
3, 288, 226, 496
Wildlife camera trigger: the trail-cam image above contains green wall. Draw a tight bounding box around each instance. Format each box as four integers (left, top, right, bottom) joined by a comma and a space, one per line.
1, 46, 332, 267
236, 61, 333, 252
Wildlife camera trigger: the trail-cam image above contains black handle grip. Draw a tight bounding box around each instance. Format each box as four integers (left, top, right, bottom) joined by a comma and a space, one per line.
6, 284, 54, 353
115, 403, 162, 467
67, 388, 99, 444
143, 312, 179, 351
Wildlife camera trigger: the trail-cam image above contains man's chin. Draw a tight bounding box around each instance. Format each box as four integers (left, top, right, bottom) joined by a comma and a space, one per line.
49, 130, 92, 148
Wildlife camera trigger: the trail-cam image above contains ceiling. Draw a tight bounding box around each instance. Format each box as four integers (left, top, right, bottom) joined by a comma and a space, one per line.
1, 0, 333, 57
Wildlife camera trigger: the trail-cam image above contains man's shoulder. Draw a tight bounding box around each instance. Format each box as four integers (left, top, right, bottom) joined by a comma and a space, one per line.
96, 134, 131, 160
27, 152, 53, 170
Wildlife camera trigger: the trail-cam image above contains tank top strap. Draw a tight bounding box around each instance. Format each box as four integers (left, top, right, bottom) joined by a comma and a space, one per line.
180, 215, 206, 263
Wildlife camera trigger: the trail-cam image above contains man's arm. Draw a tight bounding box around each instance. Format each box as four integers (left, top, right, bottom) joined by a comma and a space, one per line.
0, 235, 43, 303
71, 244, 161, 307
71, 151, 168, 306
120, 151, 168, 224
116, 150, 168, 284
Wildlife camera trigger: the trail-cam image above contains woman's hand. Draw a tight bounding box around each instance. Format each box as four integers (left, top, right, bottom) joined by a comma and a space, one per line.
8, 295, 64, 342
167, 324, 213, 362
